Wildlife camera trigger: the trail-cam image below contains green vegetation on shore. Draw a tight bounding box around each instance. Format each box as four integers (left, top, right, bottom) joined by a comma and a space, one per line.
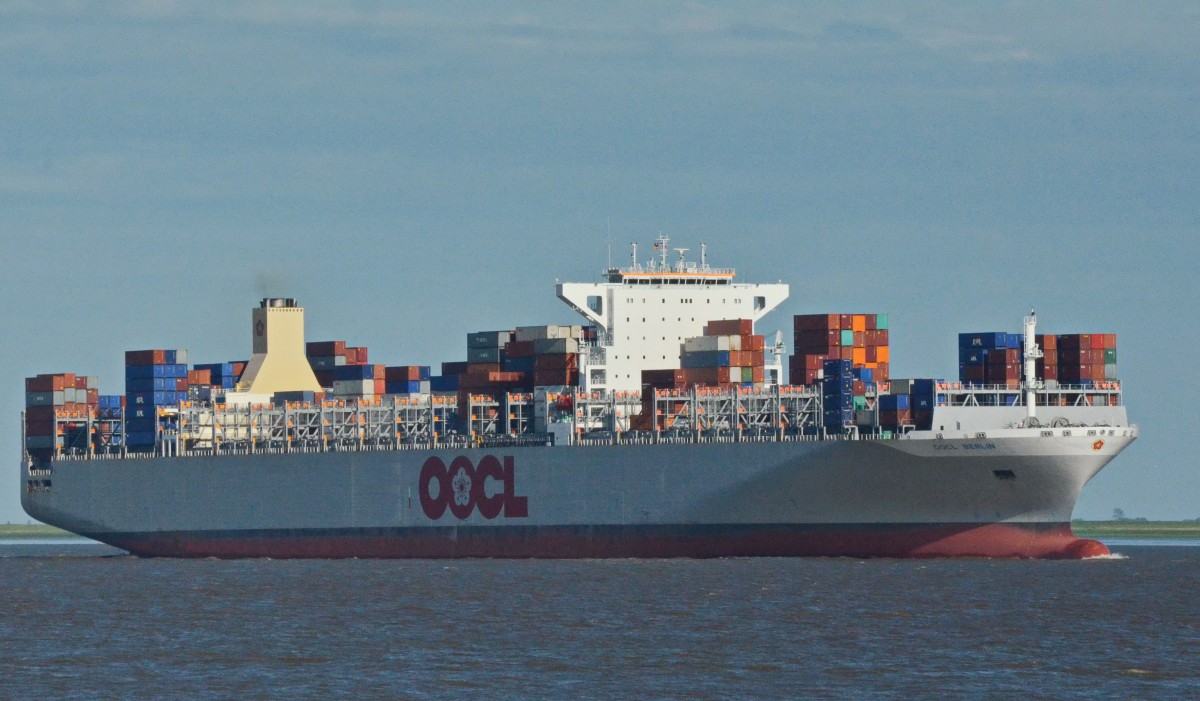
1071, 521, 1200, 539
0, 524, 76, 538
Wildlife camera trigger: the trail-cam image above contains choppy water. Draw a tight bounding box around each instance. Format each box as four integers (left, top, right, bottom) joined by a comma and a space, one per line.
1, 542, 1197, 700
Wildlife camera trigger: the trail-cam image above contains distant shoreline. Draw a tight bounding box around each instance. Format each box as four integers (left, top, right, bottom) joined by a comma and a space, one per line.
3, 521, 1199, 540
1071, 521, 1200, 539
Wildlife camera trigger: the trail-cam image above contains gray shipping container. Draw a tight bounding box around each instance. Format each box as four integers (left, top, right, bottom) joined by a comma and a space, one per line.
26, 391, 64, 407
468, 347, 504, 364
468, 331, 513, 349
534, 338, 579, 355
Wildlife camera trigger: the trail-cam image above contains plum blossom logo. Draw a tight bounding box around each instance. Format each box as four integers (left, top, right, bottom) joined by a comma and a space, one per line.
1092, 439, 1104, 451
452, 466, 472, 506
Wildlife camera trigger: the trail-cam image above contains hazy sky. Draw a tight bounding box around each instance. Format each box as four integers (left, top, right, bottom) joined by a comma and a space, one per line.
2, 2, 1197, 522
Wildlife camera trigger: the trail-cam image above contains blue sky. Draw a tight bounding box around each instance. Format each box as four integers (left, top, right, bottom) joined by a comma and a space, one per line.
2, 2, 1197, 522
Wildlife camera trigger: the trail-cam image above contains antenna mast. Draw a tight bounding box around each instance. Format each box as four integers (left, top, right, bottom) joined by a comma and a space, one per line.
1023, 309, 1044, 425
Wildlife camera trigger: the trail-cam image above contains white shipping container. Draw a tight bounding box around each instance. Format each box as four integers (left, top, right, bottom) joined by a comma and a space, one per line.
683, 335, 739, 353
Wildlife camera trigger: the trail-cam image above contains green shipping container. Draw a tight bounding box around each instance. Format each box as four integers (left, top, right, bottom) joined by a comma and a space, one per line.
840, 330, 855, 346
1105, 348, 1117, 363
876, 314, 889, 330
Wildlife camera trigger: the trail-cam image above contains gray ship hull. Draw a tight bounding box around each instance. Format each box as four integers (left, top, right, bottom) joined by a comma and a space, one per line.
22, 427, 1135, 559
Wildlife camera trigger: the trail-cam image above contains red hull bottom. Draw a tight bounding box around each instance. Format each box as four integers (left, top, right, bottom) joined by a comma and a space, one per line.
96, 523, 1109, 560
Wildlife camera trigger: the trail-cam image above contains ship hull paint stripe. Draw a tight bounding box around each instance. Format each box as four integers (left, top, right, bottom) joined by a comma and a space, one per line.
94, 522, 1105, 560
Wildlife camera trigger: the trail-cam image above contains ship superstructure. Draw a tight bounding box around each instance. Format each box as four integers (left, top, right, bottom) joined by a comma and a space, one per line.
557, 236, 788, 392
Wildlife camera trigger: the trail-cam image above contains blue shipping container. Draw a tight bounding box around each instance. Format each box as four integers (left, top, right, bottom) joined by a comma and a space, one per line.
126, 431, 157, 446
681, 351, 731, 368
332, 364, 380, 381
126, 391, 168, 406
125, 364, 168, 379
959, 348, 989, 365
430, 375, 459, 392
959, 333, 1007, 349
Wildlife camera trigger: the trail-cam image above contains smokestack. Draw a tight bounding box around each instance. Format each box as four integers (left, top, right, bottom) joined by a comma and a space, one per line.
237, 298, 322, 394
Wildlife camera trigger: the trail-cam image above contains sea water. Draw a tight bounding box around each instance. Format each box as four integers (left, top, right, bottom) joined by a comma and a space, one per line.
0, 542, 1196, 699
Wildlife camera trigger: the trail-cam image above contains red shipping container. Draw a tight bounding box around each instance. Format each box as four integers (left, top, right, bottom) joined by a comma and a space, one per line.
853, 331, 865, 347
706, 319, 753, 335
466, 363, 501, 374
866, 346, 878, 363
793, 314, 841, 331
752, 367, 764, 384
962, 364, 987, 383
535, 354, 577, 371
742, 335, 765, 352
385, 366, 422, 382
839, 347, 854, 361
86, 389, 99, 405
866, 314, 877, 331
1090, 334, 1105, 349
25, 405, 60, 423
876, 362, 889, 381
175, 378, 189, 391
26, 375, 64, 392
838, 314, 852, 329
374, 378, 386, 395
506, 341, 536, 358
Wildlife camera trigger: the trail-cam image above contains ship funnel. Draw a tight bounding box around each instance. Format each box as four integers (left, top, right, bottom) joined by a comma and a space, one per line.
237, 298, 322, 394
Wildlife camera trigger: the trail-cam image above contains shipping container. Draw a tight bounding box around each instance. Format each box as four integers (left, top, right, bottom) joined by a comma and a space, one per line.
705, 319, 753, 336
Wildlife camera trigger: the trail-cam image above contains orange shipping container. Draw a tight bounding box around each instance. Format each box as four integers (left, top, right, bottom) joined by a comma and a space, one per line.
852, 347, 867, 365
878, 346, 890, 363
852, 315, 866, 332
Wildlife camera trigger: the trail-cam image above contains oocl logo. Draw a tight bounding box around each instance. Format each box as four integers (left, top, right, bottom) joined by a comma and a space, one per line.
419, 455, 528, 520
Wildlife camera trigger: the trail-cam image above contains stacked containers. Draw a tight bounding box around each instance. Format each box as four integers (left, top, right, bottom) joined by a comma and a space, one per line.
384, 365, 432, 395
674, 320, 765, 388
430, 361, 468, 393
193, 362, 246, 390
790, 314, 889, 386
24, 373, 98, 453
878, 393, 912, 430
1036, 334, 1058, 383
306, 341, 369, 388
516, 325, 582, 388
1058, 334, 1117, 385
466, 331, 512, 365
958, 332, 1023, 387
125, 349, 189, 446
908, 379, 941, 430
821, 359, 854, 429
331, 363, 386, 398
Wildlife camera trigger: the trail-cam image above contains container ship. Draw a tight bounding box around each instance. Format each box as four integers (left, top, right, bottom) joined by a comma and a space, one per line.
20, 236, 1136, 559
